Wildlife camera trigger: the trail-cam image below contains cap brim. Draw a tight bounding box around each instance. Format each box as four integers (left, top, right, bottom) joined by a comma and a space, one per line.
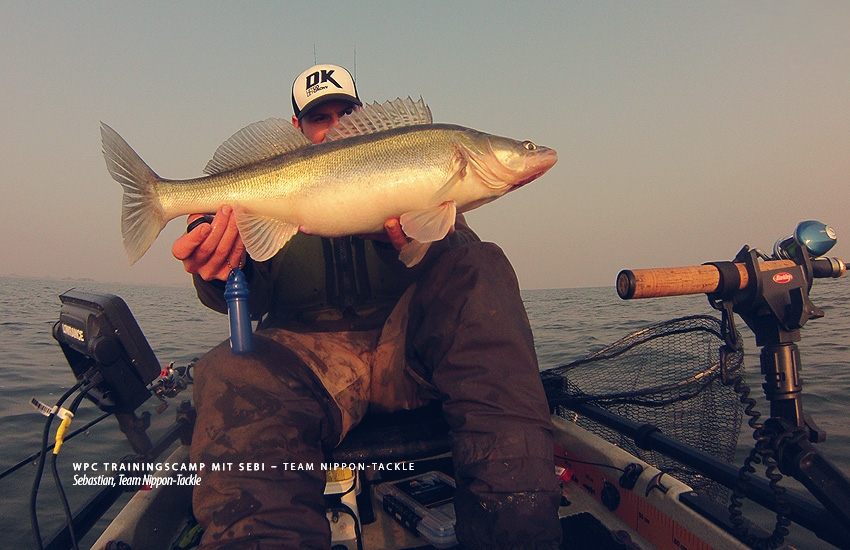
298, 94, 363, 119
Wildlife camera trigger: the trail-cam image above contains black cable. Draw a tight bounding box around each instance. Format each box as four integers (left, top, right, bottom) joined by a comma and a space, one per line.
30, 380, 84, 550
0, 412, 111, 481
726, 365, 794, 549
50, 455, 77, 550
50, 385, 92, 550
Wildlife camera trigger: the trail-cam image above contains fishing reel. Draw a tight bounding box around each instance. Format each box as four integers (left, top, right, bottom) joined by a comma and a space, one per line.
148, 360, 196, 413
773, 219, 840, 262
722, 221, 843, 344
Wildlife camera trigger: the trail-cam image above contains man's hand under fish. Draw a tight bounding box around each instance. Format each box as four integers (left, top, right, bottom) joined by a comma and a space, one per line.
172, 205, 411, 281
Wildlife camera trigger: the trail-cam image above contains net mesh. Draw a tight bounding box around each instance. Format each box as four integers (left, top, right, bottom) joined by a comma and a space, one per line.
541, 314, 744, 501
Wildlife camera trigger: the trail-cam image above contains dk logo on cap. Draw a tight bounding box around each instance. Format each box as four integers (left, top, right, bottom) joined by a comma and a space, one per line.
292, 64, 361, 119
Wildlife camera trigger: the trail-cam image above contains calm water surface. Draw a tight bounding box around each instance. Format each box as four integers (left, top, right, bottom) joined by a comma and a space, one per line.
0, 276, 847, 549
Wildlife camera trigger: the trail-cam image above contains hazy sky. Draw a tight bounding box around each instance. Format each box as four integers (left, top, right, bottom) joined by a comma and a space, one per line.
1, 1, 848, 290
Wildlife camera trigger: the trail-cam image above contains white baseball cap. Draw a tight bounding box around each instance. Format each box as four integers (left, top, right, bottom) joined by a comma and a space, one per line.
291, 64, 361, 119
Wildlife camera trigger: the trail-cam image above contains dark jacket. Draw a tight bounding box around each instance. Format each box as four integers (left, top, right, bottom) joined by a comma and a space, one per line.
193, 215, 479, 332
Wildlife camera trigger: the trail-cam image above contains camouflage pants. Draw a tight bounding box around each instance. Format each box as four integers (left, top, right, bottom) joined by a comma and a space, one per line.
190, 242, 562, 549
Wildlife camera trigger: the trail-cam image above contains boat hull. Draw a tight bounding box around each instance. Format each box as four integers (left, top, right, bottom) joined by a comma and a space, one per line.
90, 415, 766, 550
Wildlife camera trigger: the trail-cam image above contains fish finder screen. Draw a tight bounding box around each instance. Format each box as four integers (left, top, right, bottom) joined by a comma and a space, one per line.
53, 290, 160, 413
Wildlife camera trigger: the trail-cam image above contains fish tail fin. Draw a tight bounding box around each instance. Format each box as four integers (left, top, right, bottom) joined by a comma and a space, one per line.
100, 122, 167, 265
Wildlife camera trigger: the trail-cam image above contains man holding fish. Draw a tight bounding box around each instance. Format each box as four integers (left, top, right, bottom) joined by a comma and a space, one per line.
121, 64, 562, 548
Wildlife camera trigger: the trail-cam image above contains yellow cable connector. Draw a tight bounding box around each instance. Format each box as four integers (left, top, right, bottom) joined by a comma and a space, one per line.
53, 415, 74, 455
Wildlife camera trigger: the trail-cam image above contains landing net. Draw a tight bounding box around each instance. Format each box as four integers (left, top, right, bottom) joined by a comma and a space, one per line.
541, 314, 744, 501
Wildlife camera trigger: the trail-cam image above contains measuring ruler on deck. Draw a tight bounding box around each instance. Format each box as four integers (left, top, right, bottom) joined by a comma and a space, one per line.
556, 446, 714, 550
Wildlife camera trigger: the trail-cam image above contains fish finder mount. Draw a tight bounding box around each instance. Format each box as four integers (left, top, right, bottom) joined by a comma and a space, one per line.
53, 289, 161, 454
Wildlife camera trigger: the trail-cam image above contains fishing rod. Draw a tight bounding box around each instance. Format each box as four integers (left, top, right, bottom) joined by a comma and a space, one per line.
0, 411, 110, 482
617, 220, 845, 299
2, 360, 196, 483
616, 220, 849, 549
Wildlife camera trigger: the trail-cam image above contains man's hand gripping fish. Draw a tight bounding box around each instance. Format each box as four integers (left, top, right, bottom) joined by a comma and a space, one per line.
102, 98, 558, 267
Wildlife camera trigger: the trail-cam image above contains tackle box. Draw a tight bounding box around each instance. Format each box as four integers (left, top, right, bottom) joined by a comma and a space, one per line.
375, 471, 458, 549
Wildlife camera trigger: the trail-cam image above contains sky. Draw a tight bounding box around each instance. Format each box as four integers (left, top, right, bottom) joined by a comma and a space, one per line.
1, 1, 848, 291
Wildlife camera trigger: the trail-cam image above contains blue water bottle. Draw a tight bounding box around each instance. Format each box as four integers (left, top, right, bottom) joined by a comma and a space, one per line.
224, 268, 253, 354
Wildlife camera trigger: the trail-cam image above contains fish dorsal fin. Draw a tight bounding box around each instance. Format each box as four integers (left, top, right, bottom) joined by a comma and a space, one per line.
204, 118, 312, 175
233, 208, 300, 262
325, 97, 432, 141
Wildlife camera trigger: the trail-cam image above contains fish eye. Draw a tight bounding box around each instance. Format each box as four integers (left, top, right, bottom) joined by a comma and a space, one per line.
522, 141, 537, 151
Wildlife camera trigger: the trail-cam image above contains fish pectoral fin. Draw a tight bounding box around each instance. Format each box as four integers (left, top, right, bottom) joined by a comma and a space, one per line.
399, 240, 432, 268
396, 202, 456, 267
233, 210, 299, 262
398, 201, 457, 243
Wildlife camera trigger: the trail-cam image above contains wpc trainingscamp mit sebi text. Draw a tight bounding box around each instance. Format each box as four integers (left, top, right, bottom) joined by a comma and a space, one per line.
72, 460, 415, 474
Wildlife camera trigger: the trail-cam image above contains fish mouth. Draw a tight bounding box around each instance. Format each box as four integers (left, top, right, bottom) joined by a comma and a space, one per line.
511, 150, 558, 190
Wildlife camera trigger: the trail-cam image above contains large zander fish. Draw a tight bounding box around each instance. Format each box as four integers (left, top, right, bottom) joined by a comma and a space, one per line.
102, 97, 557, 267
